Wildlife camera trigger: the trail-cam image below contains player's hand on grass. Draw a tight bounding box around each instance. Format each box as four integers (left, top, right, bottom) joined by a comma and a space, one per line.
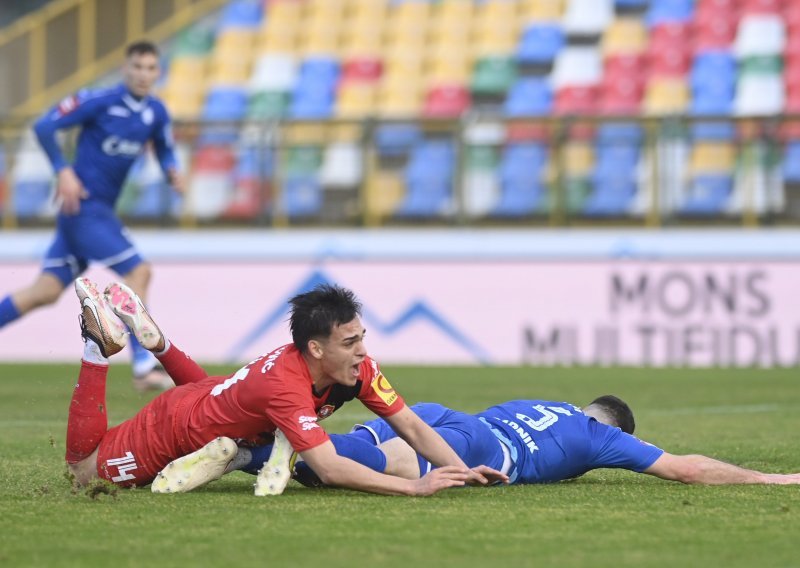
467, 465, 509, 486
56, 167, 88, 215
413, 465, 469, 496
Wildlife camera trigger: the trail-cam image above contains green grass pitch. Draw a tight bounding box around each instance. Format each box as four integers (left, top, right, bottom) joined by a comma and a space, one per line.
1, 364, 798, 567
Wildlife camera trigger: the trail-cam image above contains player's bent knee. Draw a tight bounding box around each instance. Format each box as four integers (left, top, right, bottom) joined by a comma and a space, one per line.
67, 451, 101, 486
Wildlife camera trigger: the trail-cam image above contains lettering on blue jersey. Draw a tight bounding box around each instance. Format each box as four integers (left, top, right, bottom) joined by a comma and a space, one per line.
101, 136, 143, 157
499, 419, 540, 454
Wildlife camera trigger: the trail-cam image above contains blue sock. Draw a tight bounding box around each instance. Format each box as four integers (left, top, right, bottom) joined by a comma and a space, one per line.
0, 296, 21, 328
240, 434, 388, 478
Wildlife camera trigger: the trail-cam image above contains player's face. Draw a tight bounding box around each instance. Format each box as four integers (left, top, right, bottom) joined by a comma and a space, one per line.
124, 52, 160, 98
319, 317, 367, 387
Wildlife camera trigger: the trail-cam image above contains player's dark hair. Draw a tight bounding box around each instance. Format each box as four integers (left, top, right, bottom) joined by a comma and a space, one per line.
126, 40, 160, 58
588, 395, 636, 434
289, 284, 362, 352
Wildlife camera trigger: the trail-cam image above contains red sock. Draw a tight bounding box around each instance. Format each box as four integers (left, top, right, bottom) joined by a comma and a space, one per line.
157, 342, 208, 385
65, 361, 109, 464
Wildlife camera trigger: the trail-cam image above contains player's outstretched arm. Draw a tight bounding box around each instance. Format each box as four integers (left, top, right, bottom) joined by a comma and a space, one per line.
383, 406, 508, 486
644, 452, 800, 485
300, 440, 468, 496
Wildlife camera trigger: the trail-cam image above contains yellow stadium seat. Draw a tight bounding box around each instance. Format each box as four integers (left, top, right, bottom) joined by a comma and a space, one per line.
644, 79, 689, 115
365, 169, 405, 221
602, 18, 647, 55
337, 84, 377, 117
690, 143, 736, 174
563, 142, 595, 177
265, 1, 303, 25
472, 30, 518, 57
282, 123, 329, 145
341, 30, 384, 58
520, 0, 564, 22
300, 26, 341, 57
215, 29, 256, 55
426, 59, 471, 86
329, 123, 364, 142
208, 61, 251, 86
168, 57, 208, 82
306, 0, 347, 19
257, 30, 296, 54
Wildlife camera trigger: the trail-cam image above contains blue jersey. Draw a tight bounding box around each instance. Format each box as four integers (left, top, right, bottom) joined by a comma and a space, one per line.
476, 400, 664, 484
33, 83, 176, 208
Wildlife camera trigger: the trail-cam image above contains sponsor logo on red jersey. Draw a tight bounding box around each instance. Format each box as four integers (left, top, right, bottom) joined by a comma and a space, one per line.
371, 373, 398, 406
299, 415, 319, 431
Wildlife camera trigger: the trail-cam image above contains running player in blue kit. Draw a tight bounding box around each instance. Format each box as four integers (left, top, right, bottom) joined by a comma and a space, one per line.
225, 395, 800, 489
0, 40, 183, 392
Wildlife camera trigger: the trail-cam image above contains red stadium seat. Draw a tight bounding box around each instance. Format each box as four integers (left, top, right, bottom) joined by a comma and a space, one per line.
786, 87, 800, 112
605, 54, 648, 88
785, 60, 800, 91
785, 3, 800, 34
696, 0, 739, 11
222, 178, 265, 219
554, 85, 599, 115
423, 85, 471, 117
740, 0, 782, 15
341, 57, 384, 83
693, 15, 738, 51
505, 122, 550, 142
650, 22, 693, 47
193, 146, 236, 172
786, 33, 800, 59
601, 77, 643, 114
648, 46, 692, 77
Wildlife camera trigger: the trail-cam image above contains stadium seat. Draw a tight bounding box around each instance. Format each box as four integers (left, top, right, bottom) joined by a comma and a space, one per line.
517, 24, 565, 65
471, 57, 518, 96
783, 142, 800, 182
374, 124, 422, 157
646, 0, 695, 27
597, 123, 644, 144
734, 15, 787, 58
423, 86, 471, 117
247, 91, 288, 119
693, 14, 738, 51
491, 178, 547, 217
602, 18, 648, 56
582, 177, 637, 216
679, 175, 733, 214
320, 143, 363, 188
281, 176, 322, 218
341, 58, 383, 83
735, 74, 785, 115
690, 143, 736, 174
504, 78, 553, 116
249, 54, 297, 93
601, 76, 643, 114
555, 86, 599, 115
202, 87, 248, 121
740, 0, 783, 16
551, 47, 603, 89
219, 1, 263, 30
463, 171, 500, 218
519, 0, 564, 22
645, 78, 690, 114
563, 0, 613, 37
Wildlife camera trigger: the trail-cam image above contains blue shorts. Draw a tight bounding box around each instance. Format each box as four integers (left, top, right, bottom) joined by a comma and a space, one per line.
42, 200, 144, 286
358, 402, 507, 476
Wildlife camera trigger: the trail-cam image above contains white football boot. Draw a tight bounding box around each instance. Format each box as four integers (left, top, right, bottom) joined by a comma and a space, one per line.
104, 281, 164, 351
151, 437, 238, 494
254, 429, 297, 496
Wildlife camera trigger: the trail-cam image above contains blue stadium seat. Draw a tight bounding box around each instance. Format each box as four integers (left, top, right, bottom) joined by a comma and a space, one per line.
394, 179, 452, 218
594, 145, 639, 177
405, 141, 455, 185
290, 63, 337, 119
299, 57, 340, 84
499, 143, 548, 181
680, 175, 733, 215
517, 25, 565, 66
597, 123, 644, 145
219, 0, 263, 29
282, 176, 322, 217
646, 0, 694, 27
503, 78, 552, 116
491, 178, 547, 217
375, 124, 422, 157
615, 0, 649, 8
583, 178, 637, 216
690, 121, 736, 141
783, 142, 800, 183
690, 52, 736, 89
202, 87, 248, 121
12, 180, 51, 217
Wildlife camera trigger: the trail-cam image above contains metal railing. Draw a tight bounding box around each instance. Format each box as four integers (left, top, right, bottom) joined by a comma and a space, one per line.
0, 113, 797, 230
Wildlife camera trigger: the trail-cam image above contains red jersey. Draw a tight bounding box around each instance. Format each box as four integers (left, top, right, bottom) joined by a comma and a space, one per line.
178, 344, 405, 453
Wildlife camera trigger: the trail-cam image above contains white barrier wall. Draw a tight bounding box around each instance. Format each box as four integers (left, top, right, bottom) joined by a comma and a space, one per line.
1, 229, 799, 367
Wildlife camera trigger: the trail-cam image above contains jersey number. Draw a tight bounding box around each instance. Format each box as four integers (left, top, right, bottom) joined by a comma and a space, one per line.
516, 405, 573, 432
210, 367, 249, 396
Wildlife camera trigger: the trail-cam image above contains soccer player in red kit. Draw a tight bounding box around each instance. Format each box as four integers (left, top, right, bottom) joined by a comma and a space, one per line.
65, 278, 506, 496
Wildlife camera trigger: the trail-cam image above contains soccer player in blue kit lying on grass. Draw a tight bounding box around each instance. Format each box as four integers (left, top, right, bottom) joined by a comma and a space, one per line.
156, 395, 800, 493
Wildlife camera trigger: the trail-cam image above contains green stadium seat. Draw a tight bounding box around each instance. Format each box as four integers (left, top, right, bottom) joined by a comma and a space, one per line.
471, 57, 518, 97
247, 91, 288, 119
